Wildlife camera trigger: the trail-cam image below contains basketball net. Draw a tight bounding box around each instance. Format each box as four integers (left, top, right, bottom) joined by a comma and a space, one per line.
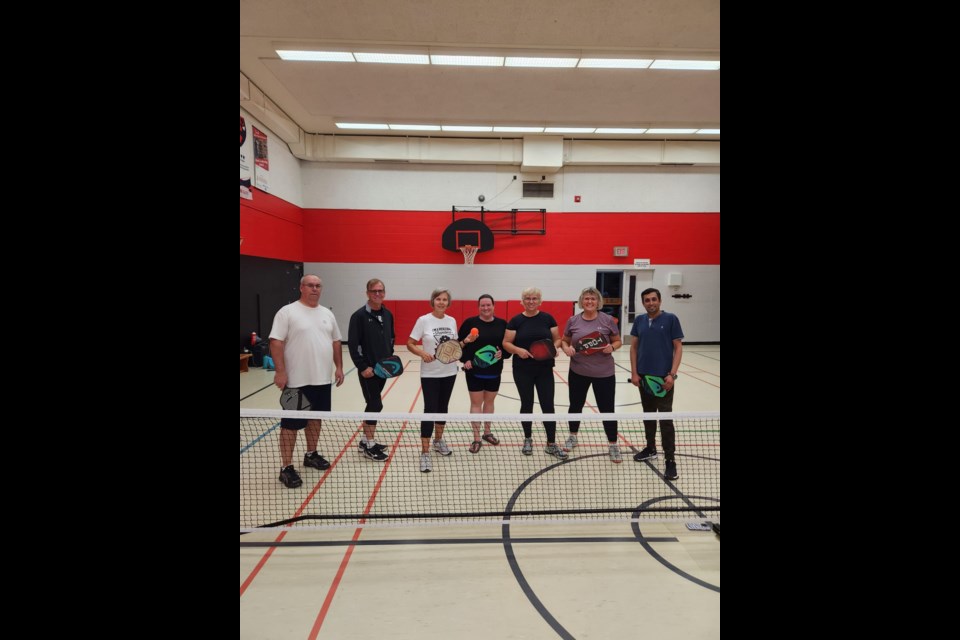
460, 245, 478, 266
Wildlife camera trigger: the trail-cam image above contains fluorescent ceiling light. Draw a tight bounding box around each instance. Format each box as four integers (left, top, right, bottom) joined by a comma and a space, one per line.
441, 125, 493, 132
595, 128, 648, 134
646, 128, 697, 134
545, 127, 596, 133
389, 124, 442, 131
336, 123, 389, 130
505, 57, 579, 68
354, 53, 429, 65
431, 55, 504, 66
578, 58, 652, 69
276, 50, 355, 62
494, 126, 544, 133
696, 129, 720, 134
650, 60, 720, 70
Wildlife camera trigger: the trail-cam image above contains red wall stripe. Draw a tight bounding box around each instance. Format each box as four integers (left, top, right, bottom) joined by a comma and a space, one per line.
241, 199, 720, 265
303, 210, 719, 265
239, 190, 303, 261
387, 300, 574, 340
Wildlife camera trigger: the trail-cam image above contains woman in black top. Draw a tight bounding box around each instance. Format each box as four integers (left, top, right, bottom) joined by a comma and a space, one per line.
502, 287, 568, 460
458, 294, 510, 453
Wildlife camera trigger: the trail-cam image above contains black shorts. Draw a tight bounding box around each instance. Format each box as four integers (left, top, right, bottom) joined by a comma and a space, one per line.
280, 384, 332, 430
465, 373, 501, 393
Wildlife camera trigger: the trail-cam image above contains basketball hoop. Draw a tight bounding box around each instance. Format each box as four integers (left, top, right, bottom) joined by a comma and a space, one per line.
460, 245, 478, 266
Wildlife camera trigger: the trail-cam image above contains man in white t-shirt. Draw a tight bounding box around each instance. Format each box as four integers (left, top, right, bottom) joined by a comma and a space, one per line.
269, 275, 345, 488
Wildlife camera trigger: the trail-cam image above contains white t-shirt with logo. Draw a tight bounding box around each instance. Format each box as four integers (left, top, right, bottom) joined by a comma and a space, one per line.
410, 313, 459, 379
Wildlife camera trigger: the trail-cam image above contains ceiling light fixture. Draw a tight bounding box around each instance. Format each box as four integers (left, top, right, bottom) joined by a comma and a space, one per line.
578, 58, 652, 69
650, 60, 720, 70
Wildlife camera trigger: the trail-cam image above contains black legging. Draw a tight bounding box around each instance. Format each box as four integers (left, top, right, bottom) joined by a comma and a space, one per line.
567, 370, 618, 442
512, 367, 556, 442
420, 375, 457, 438
639, 386, 676, 459
358, 373, 386, 425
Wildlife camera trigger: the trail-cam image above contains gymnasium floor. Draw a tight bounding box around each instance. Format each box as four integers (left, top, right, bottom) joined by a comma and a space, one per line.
240, 345, 719, 639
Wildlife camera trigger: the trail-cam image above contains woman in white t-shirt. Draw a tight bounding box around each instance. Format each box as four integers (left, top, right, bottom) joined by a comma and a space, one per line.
407, 288, 477, 473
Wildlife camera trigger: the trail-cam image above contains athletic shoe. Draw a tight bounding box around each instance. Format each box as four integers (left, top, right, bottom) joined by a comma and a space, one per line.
633, 447, 658, 462
279, 465, 302, 488
361, 442, 388, 461
304, 451, 331, 470
609, 444, 622, 463
664, 460, 678, 480
544, 444, 569, 460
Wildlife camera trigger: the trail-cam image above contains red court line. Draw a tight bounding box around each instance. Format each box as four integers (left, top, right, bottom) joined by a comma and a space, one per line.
308, 386, 423, 639
239, 438, 357, 597
240, 363, 410, 598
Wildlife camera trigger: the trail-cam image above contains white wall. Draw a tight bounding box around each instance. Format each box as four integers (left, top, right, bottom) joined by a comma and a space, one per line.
300, 163, 719, 212
304, 262, 719, 343
252, 157, 718, 342
240, 107, 304, 207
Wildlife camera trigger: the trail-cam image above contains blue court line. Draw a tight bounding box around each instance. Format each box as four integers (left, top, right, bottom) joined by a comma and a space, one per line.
240, 421, 281, 455
239, 366, 357, 456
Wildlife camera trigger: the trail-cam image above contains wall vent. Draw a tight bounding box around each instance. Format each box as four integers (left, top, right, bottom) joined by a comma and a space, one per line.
522, 182, 554, 198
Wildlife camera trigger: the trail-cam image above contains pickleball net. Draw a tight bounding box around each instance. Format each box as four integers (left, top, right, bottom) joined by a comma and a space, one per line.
240, 410, 719, 530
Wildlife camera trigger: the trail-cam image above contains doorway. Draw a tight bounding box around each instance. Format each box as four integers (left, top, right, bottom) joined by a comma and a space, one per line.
596, 270, 623, 331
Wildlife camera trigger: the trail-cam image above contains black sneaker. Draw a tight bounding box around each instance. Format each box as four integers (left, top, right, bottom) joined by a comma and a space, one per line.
634, 446, 658, 461
279, 465, 302, 488
664, 460, 679, 480
361, 442, 389, 461
304, 451, 331, 470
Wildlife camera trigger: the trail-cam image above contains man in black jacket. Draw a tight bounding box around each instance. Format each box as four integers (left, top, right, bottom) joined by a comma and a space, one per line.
347, 278, 396, 461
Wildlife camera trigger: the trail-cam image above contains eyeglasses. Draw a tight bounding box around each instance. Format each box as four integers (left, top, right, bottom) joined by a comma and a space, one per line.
367, 289, 385, 295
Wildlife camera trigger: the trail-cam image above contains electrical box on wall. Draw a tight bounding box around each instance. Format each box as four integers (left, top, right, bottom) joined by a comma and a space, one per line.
667, 272, 683, 286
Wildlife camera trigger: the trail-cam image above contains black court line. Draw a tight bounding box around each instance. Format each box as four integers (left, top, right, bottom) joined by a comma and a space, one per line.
632, 496, 720, 593
501, 457, 580, 640
500, 451, 719, 637
240, 536, 676, 548
240, 382, 275, 402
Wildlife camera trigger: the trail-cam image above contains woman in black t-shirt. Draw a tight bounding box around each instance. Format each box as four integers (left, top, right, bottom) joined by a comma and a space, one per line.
458, 294, 511, 453
502, 287, 568, 460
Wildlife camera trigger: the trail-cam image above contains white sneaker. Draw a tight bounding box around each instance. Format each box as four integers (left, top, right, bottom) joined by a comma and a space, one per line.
609, 444, 622, 463
563, 434, 578, 452
420, 453, 432, 473
432, 439, 452, 456
521, 438, 533, 455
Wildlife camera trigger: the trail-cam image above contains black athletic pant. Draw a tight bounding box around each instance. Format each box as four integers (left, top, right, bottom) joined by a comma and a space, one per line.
512, 367, 556, 442
358, 373, 386, 425
567, 370, 618, 442
639, 386, 675, 460
420, 375, 457, 438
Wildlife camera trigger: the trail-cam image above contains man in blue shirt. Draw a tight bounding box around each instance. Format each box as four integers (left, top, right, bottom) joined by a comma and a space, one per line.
629, 288, 684, 480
